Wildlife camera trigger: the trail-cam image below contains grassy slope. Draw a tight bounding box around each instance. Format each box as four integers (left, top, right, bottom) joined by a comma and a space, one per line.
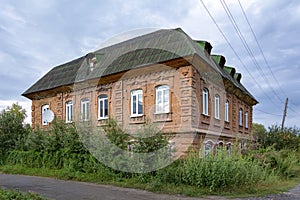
1, 164, 300, 198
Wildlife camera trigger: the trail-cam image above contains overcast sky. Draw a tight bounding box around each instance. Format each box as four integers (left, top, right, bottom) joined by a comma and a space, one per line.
0, 0, 299, 128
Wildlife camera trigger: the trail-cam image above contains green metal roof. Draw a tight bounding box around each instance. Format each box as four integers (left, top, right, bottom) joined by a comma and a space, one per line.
224, 66, 235, 75
22, 28, 257, 104
211, 55, 222, 64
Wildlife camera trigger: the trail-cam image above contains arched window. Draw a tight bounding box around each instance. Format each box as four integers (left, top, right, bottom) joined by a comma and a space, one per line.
81, 98, 90, 121
202, 88, 209, 115
214, 94, 220, 119
239, 108, 243, 126
41, 104, 49, 125
98, 94, 108, 119
131, 90, 143, 117
245, 111, 249, 129
66, 101, 73, 123
226, 142, 232, 154
225, 100, 229, 122
204, 141, 214, 157
155, 85, 170, 114
217, 141, 224, 152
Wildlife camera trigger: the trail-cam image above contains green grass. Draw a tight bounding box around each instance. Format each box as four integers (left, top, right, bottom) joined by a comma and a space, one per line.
0, 188, 46, 200
1, 164, 300, 198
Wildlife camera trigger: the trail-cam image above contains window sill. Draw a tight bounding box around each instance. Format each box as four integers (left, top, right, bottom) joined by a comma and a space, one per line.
98, 117, 108, 121
97, 118, 109, 126
154, 111, 170, 115
129, 115, 145, 124
238, 125, 243, 133
201, 114, 210, 125
224, 121, 230, 129
130, 114, 144, 118
154, 112, 172, 122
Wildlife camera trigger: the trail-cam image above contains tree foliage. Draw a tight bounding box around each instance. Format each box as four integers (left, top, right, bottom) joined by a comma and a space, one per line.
0, 103, 30, 156
253, 123, 300, 150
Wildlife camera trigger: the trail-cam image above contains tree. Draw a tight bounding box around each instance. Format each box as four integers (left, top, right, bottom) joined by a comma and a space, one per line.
252, 123, 266, 146
252, 122, 300, 150
265, 125, 300, 150
0, 103, 30, 156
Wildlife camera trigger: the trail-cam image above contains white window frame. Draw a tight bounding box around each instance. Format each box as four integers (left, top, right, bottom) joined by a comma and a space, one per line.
245, 111, 249, 129
98, 94, 108, 120
81, 98, 90, 121
42, 104, 49, 126
131, 90, 143, 117
155, 85, 170, 114
66, 101, 73, 123
225, 100, 229, 122
202, 88, 209, 115
239, 108, 243, 126
214, 94, 220, 119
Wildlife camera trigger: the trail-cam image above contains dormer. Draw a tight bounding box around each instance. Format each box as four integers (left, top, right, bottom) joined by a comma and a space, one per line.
86, 53, 97, 72
224, 66, 236, 77
194, 40, 212, 56
211, 55, 226, 69
234, 73, 242, 83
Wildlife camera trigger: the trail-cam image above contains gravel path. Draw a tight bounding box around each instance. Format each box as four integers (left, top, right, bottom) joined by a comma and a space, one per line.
0, 173, 299, 200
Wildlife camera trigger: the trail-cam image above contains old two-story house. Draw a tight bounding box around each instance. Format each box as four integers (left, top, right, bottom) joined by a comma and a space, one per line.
23, 28, 258, 155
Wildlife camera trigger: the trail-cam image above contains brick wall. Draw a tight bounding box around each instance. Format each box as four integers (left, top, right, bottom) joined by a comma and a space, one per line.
31, 61, 254, 153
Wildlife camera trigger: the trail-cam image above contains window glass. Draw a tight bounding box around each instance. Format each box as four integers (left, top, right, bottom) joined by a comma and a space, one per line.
225, 100, 229, 122
41, 104, 49, 125
81, 99, 90, 121
156, 85, 170, 114
215, 95, 220, 119
204, 142, 213, 157
239, 108, 243, 126
131, 90, 143, 116
66, 101, 73, 123
202, 88, 209, 115
245, 111, 249, 128
98, 95, 108, 119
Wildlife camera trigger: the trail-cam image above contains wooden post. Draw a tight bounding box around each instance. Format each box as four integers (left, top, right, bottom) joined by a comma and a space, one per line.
281, 98, 288, 130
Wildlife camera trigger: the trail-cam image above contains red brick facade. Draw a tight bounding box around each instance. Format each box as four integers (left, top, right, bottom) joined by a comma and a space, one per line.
29, 55, 256, 155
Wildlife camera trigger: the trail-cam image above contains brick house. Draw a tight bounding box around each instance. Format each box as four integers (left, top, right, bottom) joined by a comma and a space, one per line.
23, 28, 258, 154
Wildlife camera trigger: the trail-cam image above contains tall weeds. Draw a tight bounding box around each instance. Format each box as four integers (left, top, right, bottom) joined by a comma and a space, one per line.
2, 118, 299, 192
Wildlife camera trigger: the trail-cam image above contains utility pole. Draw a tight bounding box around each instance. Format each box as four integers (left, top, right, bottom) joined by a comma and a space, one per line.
281, 98, 288, 130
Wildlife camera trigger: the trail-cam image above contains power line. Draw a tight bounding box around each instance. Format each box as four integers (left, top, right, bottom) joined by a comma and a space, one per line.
236, 0, 300, 116
199, 0, 278, 106
219, 0, 285, 105
237, 0, 284, 94
199, 0, 300, 119
255, 108, 282, 116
